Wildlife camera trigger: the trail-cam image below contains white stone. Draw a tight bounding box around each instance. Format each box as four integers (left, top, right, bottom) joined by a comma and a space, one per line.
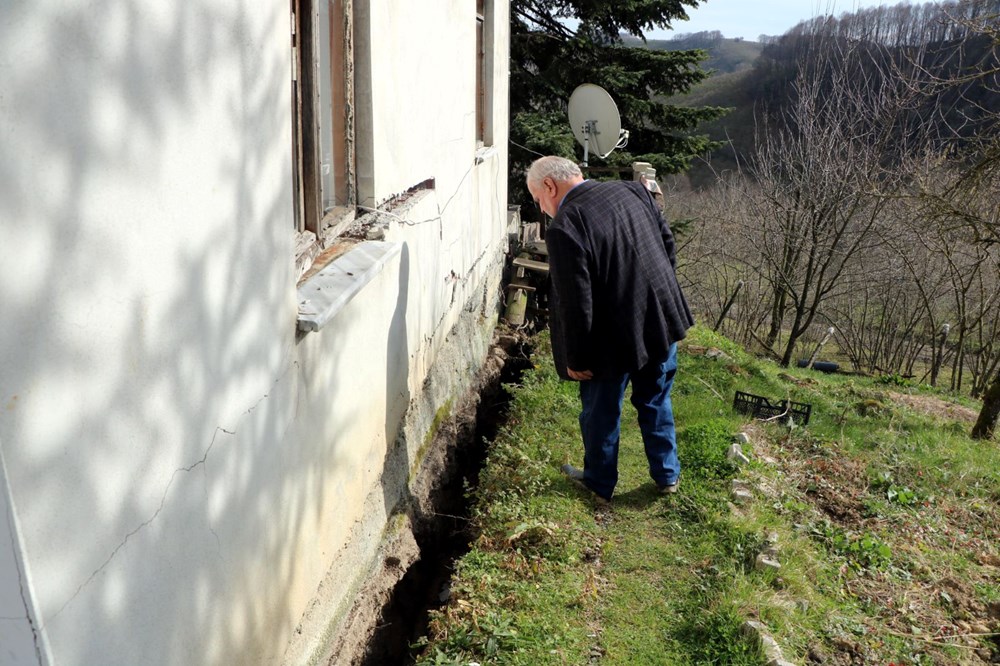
706, 347, 733, 361
760, 634, 784, 661
742, 620, 768, 637
726, 443, 751, 465
755, 553, 782, 572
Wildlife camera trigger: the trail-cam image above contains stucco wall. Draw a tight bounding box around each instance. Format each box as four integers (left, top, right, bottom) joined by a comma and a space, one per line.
0, 0, 510, 664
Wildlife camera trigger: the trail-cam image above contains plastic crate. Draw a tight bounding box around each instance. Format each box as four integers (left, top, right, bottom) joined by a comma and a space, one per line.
733, 390, 812, 425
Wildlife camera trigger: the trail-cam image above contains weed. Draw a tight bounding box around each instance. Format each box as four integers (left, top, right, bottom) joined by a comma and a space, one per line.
413, 610, 517, 665
870, 471, 930, 507
810, 520, 893, 571
680, 419, 739, 480
877, 374, 912, 387
673, 603, 764, 665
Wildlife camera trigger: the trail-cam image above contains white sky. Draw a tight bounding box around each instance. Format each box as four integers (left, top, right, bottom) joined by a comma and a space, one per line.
647, 0, 912, 41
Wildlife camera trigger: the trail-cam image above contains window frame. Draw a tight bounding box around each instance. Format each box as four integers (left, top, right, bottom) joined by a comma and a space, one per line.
475, 0, 494, 148
292, 0, 357, 277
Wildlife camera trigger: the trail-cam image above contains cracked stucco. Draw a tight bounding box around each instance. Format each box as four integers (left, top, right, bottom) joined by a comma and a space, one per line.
43, 361, 296, 629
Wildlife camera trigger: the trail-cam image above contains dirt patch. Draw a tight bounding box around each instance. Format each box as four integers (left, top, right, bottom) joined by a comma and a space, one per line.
767, 433, 870, 527
735, 423, 1000, 664
889, 391, 979, 424
346, 331, 533, 666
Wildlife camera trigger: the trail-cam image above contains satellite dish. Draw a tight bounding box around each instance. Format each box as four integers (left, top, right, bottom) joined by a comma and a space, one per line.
567, 84, 629, 165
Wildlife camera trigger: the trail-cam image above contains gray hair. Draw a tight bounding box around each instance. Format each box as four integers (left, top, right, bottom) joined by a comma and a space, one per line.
526, 156, 582, 184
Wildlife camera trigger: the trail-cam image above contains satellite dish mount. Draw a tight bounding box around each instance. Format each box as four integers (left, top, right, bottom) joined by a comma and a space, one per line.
568, 84, 630, 166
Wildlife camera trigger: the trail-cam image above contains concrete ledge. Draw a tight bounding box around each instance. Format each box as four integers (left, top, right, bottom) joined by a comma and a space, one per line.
296, 241, 402, 332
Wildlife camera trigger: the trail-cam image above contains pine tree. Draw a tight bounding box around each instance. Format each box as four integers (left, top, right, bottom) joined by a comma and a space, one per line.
510, 0, 726, 192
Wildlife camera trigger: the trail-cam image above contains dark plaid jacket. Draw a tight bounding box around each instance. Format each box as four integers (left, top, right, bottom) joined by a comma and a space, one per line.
546, 179, 694, 380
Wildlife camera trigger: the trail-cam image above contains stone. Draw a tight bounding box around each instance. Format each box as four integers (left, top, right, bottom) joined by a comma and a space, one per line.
736, 432, 751, 444
727, 443, 751, 465
732, 488, 753, 505
496, 333, 519, 348
706, 347, 733, 361
755, 553, 781, 572
742, 620, 768, 638
741, 622, 787, 663
760, 634, 784, 661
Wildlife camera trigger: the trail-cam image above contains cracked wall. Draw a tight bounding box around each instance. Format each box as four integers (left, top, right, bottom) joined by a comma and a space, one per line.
0, 0, 510, 664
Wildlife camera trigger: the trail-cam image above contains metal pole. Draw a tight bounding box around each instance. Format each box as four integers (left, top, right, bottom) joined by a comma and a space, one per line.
807, 327, 836, 367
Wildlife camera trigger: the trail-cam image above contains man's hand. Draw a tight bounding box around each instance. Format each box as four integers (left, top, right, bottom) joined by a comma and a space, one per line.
567, 368, 593, 381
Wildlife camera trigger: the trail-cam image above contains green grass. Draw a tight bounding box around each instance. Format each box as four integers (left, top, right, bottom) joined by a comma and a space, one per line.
413, 325, 1000, 665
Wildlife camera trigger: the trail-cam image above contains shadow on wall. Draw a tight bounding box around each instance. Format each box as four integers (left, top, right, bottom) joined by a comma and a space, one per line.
0, 2, 365, 664
383, 244, 413, 513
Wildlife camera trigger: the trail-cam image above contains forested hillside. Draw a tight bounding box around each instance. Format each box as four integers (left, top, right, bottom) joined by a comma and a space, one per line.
664, 1, 1000, 188
670, 0, 1000, 439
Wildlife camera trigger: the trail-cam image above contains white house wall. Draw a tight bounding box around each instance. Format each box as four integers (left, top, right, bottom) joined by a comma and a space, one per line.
0, 0, 510, 664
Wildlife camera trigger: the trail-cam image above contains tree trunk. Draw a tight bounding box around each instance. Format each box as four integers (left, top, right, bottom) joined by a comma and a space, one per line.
972, 372, 1000, 440
780, 329, 801, 368
766, 288, 788, 351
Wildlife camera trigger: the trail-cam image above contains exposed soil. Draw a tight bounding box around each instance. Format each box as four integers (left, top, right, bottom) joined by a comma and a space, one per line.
350, 331, 534, 666
889, 391, 980, 424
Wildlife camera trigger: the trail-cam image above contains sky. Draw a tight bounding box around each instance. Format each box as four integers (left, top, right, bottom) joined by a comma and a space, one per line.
646, 0, 905, 41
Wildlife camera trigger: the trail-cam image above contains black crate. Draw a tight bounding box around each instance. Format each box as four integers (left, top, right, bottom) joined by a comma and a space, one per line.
733, 391, 812, 425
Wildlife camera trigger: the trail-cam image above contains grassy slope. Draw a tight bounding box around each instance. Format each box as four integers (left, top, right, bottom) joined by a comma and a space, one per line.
413, 326, 1000, 665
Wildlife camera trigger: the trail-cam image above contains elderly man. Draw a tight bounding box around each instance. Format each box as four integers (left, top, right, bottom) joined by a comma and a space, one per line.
526, 156, 694, 503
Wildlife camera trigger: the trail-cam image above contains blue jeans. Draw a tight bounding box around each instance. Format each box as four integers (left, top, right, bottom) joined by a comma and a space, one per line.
577, 343, 679, 499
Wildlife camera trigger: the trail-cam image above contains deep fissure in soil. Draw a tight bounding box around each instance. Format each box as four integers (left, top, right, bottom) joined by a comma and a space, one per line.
359, 336, 533, 666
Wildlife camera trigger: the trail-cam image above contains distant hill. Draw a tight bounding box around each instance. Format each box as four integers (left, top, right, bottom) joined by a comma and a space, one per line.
621, 31, 763, 75
624, 1, 1000, 190
621, 31, 765, 188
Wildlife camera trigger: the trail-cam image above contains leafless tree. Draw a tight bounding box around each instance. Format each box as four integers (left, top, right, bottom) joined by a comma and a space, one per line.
672, 180, 775, 349
893, 0, 1000, 437
737, 35, 916, 367
825, 210, 932, 375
